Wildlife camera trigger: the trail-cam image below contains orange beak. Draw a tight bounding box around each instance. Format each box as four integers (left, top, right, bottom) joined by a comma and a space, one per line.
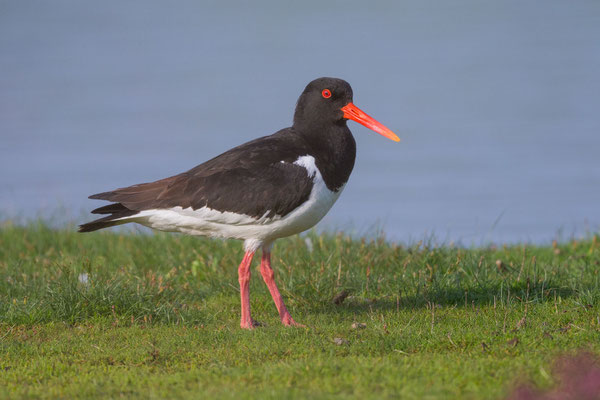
341, 103, 400, 142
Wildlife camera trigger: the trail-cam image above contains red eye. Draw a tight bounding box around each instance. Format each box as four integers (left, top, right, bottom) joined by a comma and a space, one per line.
322, 89, 332, 98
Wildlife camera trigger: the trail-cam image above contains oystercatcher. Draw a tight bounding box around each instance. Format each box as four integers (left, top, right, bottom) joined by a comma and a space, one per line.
80, 77, 399, 329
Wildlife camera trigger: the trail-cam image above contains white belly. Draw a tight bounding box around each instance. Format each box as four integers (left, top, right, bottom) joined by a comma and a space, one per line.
121, 155, 344, 251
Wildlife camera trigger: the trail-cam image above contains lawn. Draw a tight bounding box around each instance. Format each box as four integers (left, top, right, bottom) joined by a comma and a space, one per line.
1, 222, 599, 399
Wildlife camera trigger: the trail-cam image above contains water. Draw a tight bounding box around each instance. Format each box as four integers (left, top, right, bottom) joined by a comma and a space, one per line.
1, 1, 599, 245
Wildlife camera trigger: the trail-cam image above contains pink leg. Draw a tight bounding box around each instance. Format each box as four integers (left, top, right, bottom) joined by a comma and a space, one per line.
238, 251, 259, 329
260, 249, 304, 327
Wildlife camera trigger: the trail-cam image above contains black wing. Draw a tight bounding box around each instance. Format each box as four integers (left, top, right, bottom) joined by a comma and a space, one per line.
80, 130, 315, 232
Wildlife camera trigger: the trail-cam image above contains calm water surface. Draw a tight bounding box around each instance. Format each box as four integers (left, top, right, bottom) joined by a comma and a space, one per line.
1, 1, 599, 244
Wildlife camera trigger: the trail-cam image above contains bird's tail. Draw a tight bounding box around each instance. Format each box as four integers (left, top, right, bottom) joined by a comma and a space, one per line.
78, 203, 137, 232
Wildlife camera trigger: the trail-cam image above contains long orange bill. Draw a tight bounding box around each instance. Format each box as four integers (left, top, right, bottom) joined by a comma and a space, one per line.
341, 102, 400, 142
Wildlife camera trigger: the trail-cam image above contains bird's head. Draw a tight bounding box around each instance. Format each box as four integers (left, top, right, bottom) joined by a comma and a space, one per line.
293, 77, 400, 142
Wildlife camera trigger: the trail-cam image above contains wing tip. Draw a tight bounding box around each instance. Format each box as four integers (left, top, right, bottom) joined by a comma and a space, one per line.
91, 203, 129, 214
89, 191, 113, 200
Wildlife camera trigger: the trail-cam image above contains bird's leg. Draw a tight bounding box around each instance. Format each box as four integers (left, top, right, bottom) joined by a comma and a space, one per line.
238, 250, 259, 329
260, 248, 305, 327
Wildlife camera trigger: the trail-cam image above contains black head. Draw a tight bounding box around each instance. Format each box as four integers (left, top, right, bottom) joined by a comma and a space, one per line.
293, 77, 353, 129
293, 77, 400, 142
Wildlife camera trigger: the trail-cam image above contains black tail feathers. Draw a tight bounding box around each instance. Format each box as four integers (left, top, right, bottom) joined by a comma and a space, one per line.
79, 203, 137, 232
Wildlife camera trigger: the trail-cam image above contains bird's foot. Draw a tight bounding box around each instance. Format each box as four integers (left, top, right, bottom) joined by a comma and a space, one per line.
282, 315, 306, 328
240, 318, 263, 330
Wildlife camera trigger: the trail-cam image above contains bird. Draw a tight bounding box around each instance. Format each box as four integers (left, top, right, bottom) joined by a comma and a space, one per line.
79, 77, 399, 329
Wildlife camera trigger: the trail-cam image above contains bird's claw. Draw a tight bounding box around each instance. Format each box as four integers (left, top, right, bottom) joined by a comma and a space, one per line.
282, 316, 306, 328
240, 318, 263, 330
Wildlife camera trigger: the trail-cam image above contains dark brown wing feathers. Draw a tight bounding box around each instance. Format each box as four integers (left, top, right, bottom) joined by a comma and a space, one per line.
79, 130, 316, 232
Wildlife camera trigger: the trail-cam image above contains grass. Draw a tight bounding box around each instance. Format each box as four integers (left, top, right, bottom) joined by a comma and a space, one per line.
1, 221, 599, 399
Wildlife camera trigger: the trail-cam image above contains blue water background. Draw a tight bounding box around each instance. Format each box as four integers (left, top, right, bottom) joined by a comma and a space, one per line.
1, 1, 599, 244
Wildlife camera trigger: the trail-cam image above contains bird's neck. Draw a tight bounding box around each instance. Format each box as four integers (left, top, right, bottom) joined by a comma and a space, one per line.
294, 121, 356, 192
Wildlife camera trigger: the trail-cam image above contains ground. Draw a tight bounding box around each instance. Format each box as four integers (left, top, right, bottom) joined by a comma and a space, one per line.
1, 222, 599, 399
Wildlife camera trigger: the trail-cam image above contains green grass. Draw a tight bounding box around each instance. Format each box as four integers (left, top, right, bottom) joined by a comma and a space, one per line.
1, 221, 599, 399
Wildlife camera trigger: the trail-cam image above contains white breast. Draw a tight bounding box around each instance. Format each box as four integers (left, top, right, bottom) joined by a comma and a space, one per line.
121, 155, 344, 251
